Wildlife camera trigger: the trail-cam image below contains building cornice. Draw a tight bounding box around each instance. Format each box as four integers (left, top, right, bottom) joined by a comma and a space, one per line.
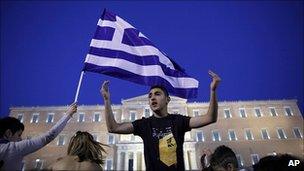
9, 99, 298, 111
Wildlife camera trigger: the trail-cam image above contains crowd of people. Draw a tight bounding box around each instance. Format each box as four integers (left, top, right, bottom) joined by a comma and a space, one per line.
0, 71, 303, 170
200, 145, 303, 171
0, 103, 109, 171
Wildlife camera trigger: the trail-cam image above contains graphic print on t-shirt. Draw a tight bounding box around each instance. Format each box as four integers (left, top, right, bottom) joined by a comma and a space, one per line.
152, 127, 177, 166
152, 127, 172, 139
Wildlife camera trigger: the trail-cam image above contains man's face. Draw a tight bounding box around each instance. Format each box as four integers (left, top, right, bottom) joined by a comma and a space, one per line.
8, 129, 23, 142
148, 88, 169, 113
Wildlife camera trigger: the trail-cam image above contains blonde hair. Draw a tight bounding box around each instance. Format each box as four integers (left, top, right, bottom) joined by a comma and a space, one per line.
67, 131, 108, 165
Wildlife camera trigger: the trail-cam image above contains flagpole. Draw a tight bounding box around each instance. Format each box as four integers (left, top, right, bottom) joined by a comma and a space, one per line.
74, 71, 85, 103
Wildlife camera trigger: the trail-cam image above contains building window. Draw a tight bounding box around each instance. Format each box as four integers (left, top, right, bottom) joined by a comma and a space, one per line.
108, 134, 115, 144
144, 108, 150, 118
93, 112, 101, 122
92, 134, 98, 141
277, 128, 287, 139
120, 134, 130, 142
193, 109, 199, 117
46, 113, 54, 123
35, 159, 43, 169
196, 132, 204, 142
251, 154, 259, 165
254, 108, 262, 117
239, 108, 247, 118
236, 154, 244, 167
105, 159, 113, 170
31, 113, 39, 123
130, 111, 136, 121
212, 130, 221, 141
57, 135, 65, 146
269, 107, 277, 116
228, 130, 237, 141
261, 128, 270, 140
17, 114, 24, 123
78, 113, 85, 122
113, 111, 119, 121
245, 129, 254, 140
224, 109, 232, 118
284, 107, 293, 116
121, 111, 126, 121
184, 132, 191, 140
293, 128, 303, 139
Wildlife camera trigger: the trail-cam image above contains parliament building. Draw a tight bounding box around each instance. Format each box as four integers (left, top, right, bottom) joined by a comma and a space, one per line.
9, 95, 303, 170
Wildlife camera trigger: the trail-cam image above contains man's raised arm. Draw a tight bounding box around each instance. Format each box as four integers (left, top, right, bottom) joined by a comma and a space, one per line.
101, 81, 134, 134
189, 70, 221, 128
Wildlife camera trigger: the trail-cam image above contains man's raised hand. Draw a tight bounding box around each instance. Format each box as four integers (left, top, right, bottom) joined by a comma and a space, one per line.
101, 80, 110, 100
209, 70, 221, 91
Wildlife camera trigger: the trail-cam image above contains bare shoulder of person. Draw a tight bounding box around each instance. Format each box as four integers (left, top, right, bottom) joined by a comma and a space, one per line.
50, 156, 76, 170
77, 160, 102, 170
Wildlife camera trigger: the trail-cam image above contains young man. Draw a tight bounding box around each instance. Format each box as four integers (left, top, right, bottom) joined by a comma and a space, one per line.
0, 102, 77, 170
101, 70, 220, 171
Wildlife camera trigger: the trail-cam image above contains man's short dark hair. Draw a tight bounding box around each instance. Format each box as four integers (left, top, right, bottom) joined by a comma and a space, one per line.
210, 145, 238, 169
150, 85, 169, 97
0, 117, 24, 138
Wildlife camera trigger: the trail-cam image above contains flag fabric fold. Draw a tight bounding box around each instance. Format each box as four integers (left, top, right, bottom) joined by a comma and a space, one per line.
83, 9, 199, 99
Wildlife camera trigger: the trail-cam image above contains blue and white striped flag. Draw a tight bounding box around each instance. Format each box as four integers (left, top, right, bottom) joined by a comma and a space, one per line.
83, 9, 199, 99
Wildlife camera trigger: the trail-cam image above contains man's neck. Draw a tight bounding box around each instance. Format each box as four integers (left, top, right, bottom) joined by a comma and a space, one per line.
151, 105, 169, 118
153, 113, 168, 118
153, 110, 168, 118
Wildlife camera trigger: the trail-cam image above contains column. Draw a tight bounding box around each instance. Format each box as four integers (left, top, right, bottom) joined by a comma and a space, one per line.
125, 151, 129, 171
118, 151, 126, 171
136, 151, 142, 170
132, 151, 137, 171
142, 152, 146, 170
116, 151, 120, 170
190, 150, 198, 170
184, 150, 190, 170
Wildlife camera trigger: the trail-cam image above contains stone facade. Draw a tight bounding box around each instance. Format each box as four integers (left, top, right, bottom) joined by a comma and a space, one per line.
9, 95, 303, 170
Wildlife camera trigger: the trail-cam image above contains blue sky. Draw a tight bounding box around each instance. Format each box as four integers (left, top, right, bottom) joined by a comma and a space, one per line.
1, 1, 303, 117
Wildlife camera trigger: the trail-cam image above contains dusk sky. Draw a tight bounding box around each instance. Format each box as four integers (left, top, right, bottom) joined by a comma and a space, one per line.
1, 1, 303, 117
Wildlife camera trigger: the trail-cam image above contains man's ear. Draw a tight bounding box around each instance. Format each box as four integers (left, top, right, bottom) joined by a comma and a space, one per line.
3, 129, 12, 139
167, 96, 171, 104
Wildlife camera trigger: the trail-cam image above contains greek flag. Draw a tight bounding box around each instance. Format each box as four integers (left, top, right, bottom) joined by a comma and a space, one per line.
83, 9, 199, 98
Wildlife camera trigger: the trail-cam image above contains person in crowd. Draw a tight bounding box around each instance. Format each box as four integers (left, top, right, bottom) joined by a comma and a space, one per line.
101, 70, 221, 170
201, 148, 212, 170
209, 145, 238, 171
0, 102, 77, 170
48, 131, 108, 170
253, 153, 303, 171
201, 145, 238, 171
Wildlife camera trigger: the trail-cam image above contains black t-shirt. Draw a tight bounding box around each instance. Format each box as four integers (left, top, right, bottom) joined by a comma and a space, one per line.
132, 114, 191, 171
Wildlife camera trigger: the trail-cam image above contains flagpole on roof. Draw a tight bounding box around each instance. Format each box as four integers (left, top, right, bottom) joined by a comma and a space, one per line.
74, 71, 85, 103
